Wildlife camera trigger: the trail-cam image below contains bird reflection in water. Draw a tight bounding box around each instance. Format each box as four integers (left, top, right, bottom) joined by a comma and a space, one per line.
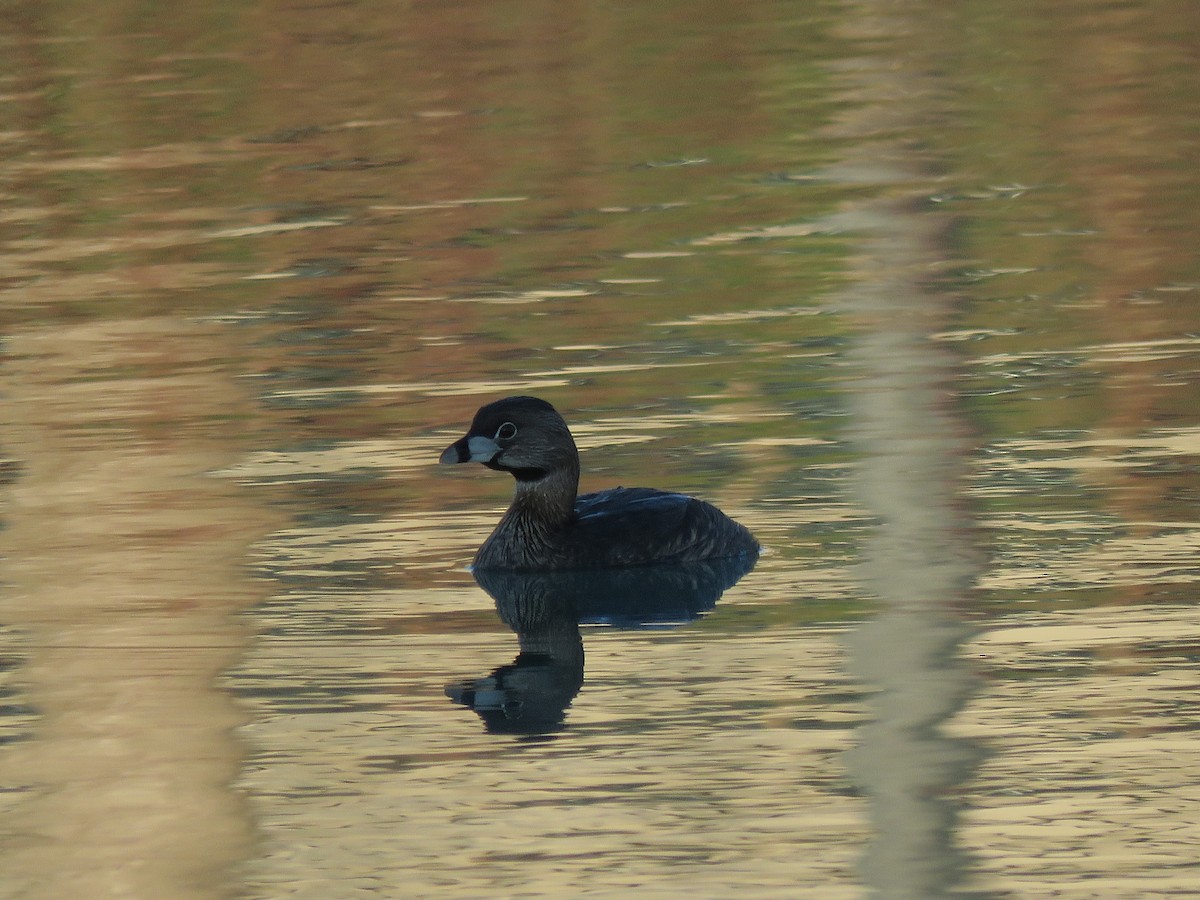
445, 554, 757, 735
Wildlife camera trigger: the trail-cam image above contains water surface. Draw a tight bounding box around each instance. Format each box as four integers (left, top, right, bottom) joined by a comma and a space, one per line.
2, 0, 1198, 897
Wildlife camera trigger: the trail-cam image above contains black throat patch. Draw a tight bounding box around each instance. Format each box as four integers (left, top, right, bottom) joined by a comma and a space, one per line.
487, 460, 549, 482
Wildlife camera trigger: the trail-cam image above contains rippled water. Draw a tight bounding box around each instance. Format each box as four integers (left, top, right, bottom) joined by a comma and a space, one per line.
2, 1, 1198, 897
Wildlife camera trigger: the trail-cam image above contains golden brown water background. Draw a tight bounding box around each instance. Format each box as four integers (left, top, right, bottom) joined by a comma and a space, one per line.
2, 1, 1198, 897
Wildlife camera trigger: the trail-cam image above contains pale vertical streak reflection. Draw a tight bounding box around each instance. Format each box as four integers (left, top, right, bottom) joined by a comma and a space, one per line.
840, 198, 984, 897
830, 13, 985, 896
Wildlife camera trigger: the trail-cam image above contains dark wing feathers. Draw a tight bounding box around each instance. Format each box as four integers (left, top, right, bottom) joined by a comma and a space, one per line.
572, 487, 755, 566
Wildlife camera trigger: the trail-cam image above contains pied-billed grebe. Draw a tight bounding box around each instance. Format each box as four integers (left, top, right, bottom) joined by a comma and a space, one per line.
439, 396, 759, 570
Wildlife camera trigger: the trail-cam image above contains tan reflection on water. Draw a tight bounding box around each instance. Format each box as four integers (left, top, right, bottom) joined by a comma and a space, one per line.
0, 319, 279, 898
959, 603, 1200, 897
233, 621, 868, 897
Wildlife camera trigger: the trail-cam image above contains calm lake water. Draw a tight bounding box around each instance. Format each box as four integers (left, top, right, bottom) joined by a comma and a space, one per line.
2, 1, 1199, 897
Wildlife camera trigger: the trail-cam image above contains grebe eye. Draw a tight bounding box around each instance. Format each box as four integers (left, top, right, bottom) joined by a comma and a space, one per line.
495, 422, 518, 442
